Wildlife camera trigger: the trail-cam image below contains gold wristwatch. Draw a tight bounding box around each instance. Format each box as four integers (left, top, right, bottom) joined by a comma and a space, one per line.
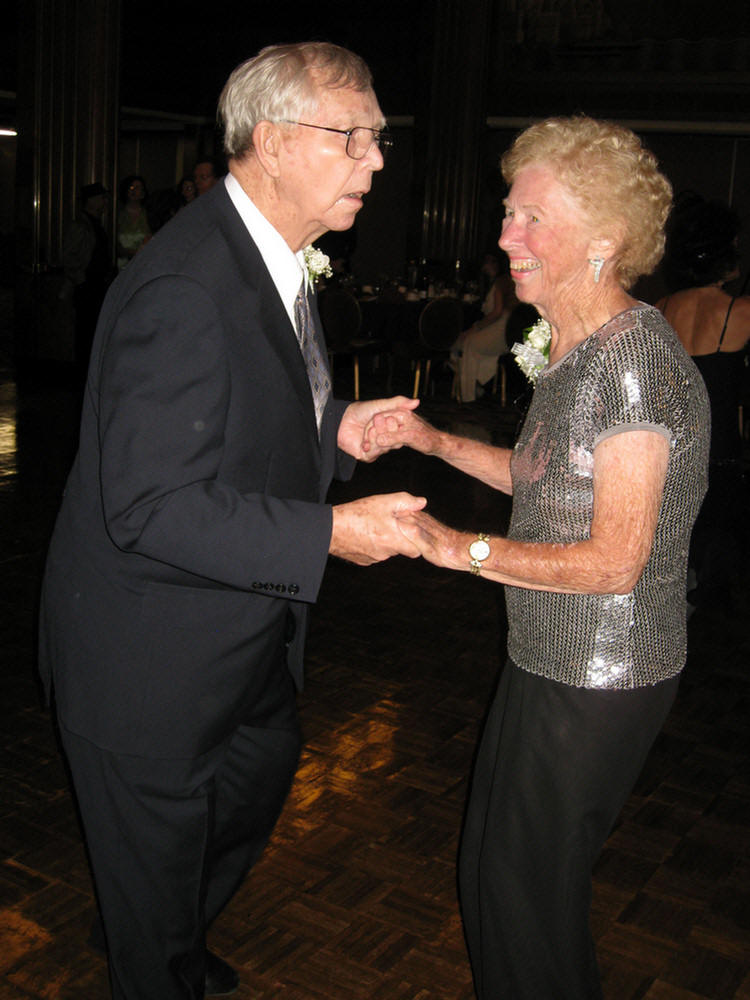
469, 533, 490, 575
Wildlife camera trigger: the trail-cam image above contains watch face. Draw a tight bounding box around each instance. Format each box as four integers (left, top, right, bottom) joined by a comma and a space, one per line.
469, 539, 490, 562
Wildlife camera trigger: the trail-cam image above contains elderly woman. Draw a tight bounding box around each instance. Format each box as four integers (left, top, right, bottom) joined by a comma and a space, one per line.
368, 117, 709, 999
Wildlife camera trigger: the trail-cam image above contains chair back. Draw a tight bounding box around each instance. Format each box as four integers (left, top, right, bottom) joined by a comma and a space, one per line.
418, 297, 463, 350
318, 288, 362, 350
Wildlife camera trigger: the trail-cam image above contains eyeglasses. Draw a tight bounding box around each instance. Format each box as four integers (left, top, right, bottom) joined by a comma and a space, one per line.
283, 121, 393, 160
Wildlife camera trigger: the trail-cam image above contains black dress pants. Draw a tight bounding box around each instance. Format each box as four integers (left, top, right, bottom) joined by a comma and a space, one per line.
61, 682, 300, 1000
458, 660, 678, 1000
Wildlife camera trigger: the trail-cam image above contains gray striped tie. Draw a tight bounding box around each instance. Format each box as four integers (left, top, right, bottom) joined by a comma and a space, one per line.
294, 282, 331, 433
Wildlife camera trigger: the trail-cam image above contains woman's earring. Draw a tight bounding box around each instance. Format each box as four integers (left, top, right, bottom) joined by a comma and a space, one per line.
588, 257, 604, 283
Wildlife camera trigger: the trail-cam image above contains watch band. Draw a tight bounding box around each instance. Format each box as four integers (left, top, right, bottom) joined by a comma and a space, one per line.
469, 532, 491, 575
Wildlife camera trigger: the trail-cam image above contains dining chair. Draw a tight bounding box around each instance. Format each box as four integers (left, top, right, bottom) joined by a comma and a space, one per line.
318, 287, 382, 401
413, 297, 464, 398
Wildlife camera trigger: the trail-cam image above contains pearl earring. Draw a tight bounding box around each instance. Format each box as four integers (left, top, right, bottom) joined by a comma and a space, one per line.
588, 257, 604, 283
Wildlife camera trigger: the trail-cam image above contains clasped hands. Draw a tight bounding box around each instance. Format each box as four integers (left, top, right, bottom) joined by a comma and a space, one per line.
330, 398, 458, 568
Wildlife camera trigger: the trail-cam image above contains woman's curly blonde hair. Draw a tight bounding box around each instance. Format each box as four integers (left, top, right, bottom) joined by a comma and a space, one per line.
501, 116, 673, 289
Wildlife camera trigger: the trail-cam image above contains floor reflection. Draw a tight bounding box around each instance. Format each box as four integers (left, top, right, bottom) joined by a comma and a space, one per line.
0, 380, 17, 485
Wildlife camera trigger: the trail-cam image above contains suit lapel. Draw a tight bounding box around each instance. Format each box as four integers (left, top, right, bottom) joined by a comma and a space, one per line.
214, 188, 320, 436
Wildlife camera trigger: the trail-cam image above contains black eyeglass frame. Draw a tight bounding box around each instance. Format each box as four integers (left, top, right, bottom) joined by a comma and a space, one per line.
281, 121, 393, 160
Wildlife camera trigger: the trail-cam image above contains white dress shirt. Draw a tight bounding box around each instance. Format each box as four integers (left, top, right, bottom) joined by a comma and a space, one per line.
224, 172, 307, 335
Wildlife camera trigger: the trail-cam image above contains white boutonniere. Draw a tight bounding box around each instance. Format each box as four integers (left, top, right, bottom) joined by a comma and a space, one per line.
511, 318, 551, 385
303, 245, 333, 286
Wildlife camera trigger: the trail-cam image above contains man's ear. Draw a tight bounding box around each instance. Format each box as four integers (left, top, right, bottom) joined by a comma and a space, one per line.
252, 121, 283, 177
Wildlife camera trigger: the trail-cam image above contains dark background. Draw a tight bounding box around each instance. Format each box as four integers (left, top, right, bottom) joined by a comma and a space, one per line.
4, 0, 749, 119
117, 1, 431, 118
3, 1, 750, 299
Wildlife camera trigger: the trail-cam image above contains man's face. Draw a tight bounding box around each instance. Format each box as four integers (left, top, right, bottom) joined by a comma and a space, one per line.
275, 81, 385, 250
193, 163, 217, 195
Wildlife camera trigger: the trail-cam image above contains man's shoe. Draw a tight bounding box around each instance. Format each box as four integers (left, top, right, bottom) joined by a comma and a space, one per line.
88, 926, 237, 996
205, 950, 239, 996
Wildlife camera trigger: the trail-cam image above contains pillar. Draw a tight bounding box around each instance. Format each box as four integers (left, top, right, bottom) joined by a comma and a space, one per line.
15, 0, 120, 360
413, 0, 494, 272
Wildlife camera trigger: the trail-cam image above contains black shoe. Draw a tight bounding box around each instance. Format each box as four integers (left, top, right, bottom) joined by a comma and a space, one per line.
88, 924, 236, 996
205, 950, 239, 996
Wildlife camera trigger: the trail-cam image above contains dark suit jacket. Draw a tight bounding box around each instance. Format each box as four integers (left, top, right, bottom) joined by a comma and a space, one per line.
39, 182, 355, 758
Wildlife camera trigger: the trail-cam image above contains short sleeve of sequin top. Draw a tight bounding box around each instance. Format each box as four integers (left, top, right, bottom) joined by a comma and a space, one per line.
505, 304, 709, 689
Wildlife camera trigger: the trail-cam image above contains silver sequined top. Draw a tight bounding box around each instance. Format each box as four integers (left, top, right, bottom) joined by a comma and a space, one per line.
505, 304, 709, 689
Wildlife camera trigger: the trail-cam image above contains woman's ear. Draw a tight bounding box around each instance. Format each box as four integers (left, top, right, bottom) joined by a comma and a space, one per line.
587, 234, 618, 263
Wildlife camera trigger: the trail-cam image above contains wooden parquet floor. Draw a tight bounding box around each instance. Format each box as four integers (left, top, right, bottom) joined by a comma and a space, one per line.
1, 345, 749, 999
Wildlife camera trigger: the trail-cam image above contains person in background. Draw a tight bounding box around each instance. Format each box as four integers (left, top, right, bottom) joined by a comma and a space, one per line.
452, 252, 516, 402
657, 192, 750, 610
193, 157, 223, 195
367, 115, 709, 1000
39, 41, 420, 1000
61, 181, 114, 369
178, 175, 197, 206
116, 174, 151, 269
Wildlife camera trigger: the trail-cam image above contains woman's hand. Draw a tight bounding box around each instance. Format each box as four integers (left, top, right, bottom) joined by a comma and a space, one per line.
394, 509, 467, 571
338, 396, 419, 461
363, 407, 442, 456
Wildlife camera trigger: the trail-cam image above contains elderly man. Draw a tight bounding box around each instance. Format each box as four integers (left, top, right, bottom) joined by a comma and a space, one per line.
39, 42, 421, 1000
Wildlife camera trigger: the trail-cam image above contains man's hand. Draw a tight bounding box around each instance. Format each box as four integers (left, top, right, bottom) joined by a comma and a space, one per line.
338, 396, 420, 462
330, 492, 427, 565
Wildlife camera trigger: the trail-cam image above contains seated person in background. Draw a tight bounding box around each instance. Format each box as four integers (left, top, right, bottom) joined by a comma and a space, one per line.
656, 192, 750, 608
453, 253, 516, 402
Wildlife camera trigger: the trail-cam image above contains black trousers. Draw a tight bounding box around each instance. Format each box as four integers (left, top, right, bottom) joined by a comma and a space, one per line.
60, 680, 300, 1000
458, 660, 678, 1000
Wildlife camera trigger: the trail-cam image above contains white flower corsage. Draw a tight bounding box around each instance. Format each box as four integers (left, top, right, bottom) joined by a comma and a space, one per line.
303, 245, 333, 286
511, 318, 551, 385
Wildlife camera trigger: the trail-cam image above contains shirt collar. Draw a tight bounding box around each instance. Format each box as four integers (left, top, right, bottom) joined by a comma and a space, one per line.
224, 172, 306, 325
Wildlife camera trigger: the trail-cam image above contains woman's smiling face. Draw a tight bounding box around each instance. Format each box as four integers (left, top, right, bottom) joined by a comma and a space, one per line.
499, 163, 596, 317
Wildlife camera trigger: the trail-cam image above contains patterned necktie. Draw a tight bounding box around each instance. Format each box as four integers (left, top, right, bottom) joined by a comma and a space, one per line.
294, 282, 331, 433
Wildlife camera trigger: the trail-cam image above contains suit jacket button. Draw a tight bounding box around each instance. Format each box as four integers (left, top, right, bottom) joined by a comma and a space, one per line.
289, 584, 299, 596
